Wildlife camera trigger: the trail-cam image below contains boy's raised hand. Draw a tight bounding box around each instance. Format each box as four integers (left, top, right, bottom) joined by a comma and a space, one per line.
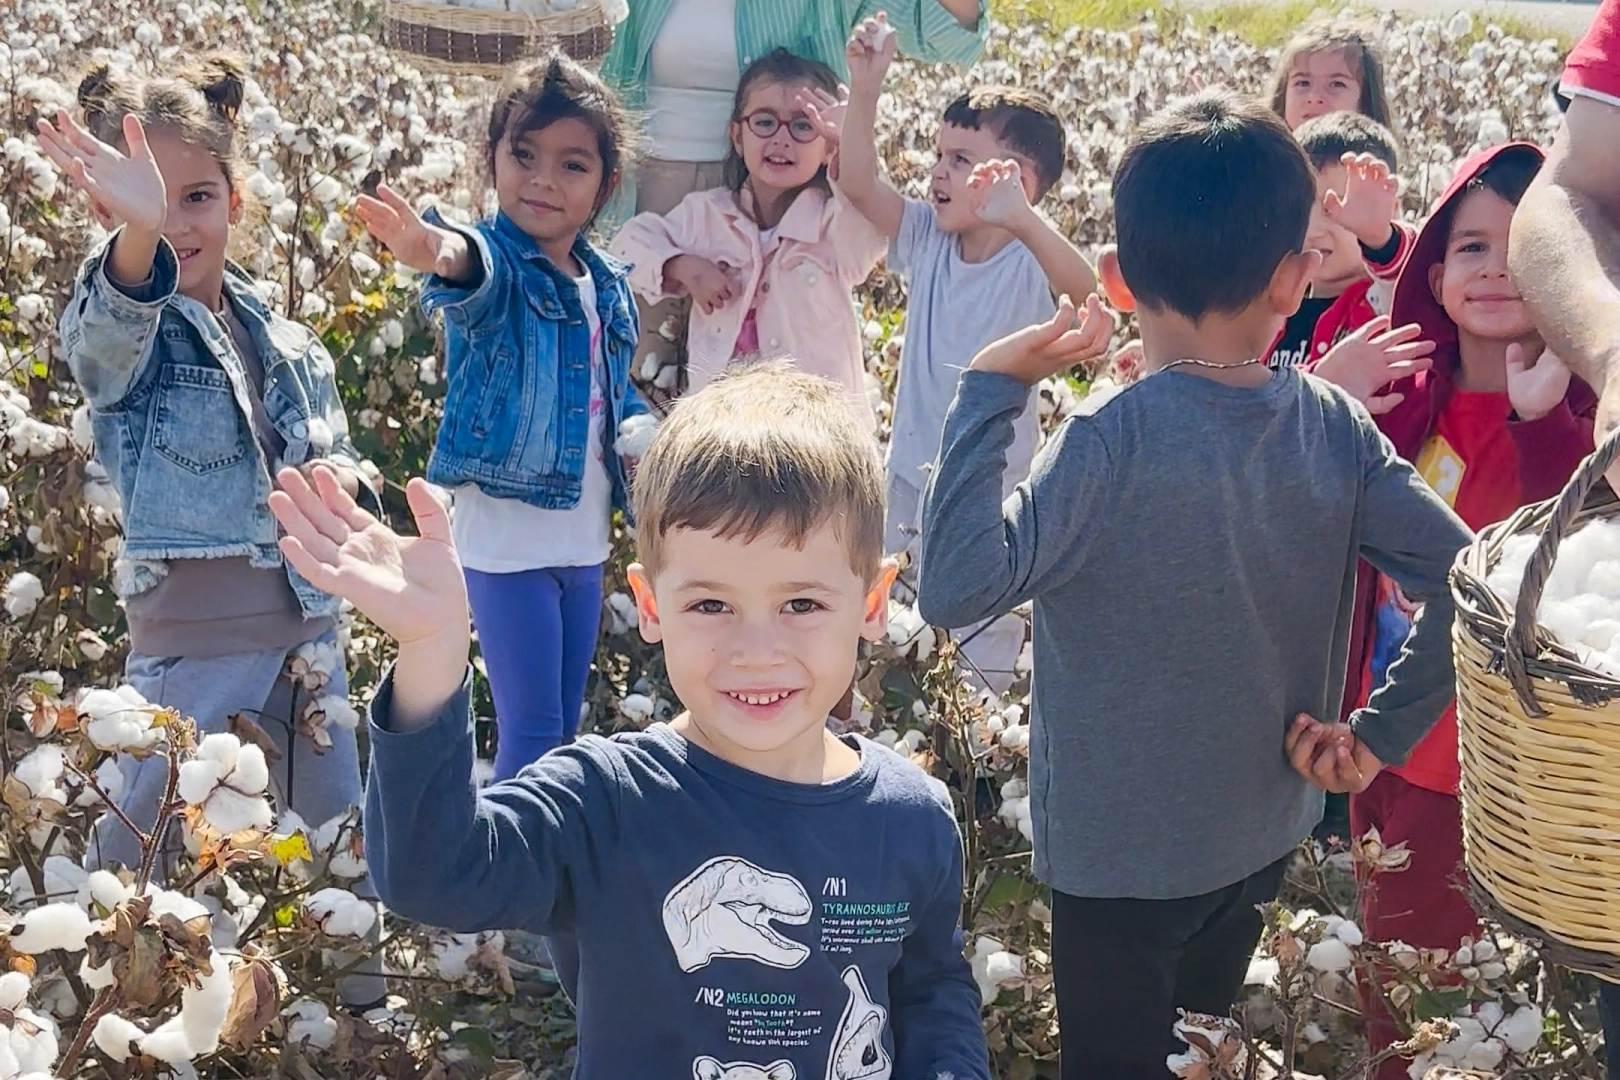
36, 111, 166, 235
1286, 714, 1384, 794
271, 467, 467, 648
971, 294, 1114, 386
355, 184, 469, 278
1312, 316, 1435, 414
1323, 152, 1402, 249
966, 160, 1035, 227
846, 13, 898, 94
1506, 342, 1573, 422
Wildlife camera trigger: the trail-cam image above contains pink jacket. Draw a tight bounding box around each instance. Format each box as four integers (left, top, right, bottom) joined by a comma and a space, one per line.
610, 185, 887, 429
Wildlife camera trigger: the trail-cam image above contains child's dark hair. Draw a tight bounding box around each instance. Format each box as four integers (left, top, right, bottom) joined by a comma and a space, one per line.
1295, 110, 1400, 172
78, 53, 247, 184
486, 49, 629, 225
942, 86, 1066, 198
722, 49, 841, 203
1112, 89, 1314, 321
1270, 15, 1394, 132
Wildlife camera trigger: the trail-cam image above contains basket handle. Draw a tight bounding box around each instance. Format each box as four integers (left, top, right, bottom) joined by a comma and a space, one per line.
1503, 421, 1620, 713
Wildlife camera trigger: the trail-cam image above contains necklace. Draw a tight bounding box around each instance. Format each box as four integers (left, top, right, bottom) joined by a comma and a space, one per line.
1158, 356, 1267, 375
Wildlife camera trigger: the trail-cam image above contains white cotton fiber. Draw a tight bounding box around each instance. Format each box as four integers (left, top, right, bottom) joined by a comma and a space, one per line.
9, 902, 95, 953
1485, 518, 1620, 673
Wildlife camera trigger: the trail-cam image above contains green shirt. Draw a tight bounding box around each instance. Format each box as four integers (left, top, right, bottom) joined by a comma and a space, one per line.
600, 0, 989, 110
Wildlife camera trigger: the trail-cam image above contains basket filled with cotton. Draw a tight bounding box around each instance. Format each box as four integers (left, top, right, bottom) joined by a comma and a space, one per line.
382, 0, 625, 76
1451, 429, 1620, 981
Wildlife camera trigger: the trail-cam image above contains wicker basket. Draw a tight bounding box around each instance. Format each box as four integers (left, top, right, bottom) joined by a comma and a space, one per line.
382, 0, 613, 76
1452, 428, 1620, 982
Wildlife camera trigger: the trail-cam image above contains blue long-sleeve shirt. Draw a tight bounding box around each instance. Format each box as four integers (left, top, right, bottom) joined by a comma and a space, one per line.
365, 671, 990, 1080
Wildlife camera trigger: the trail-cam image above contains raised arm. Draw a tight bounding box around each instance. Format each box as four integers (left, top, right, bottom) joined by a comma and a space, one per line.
826, 16, 908, 239
40, 112, 172, 406
854, 0, 987, 65
916, 298, 1113, 628
964, 160, 1096, 304
1509, 96, 1620, 447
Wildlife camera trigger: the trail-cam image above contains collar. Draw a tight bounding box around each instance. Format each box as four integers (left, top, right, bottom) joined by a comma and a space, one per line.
490, 211, 628, 284
721, 185, 832, 246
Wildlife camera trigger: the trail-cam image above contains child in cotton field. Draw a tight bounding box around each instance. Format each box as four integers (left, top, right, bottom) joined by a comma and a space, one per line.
611, 50, 886, 429
266, 366, 991, 1080
830, 12, 1095, 695
916, 89, 1471, 1080
1265, 15, 1398, 371
1319, 142, 1596, 1078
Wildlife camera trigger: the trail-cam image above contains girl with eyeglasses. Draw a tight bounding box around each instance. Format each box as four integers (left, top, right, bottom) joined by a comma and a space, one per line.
612, 50, 887, 428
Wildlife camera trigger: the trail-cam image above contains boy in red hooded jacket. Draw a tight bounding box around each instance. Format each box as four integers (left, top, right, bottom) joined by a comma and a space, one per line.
1318, 141, 1596, 1077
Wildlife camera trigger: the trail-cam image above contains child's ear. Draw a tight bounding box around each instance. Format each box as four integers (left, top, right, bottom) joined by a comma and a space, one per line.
594, 170, 621, 217
1268, 249, 1320, 318
729, 120, 745, 161
1097, 246, 1135, 312
626, 563, 663, 644
1428, 262, 1445, 307
228, 186, 245, 226
860, 558, 901, 642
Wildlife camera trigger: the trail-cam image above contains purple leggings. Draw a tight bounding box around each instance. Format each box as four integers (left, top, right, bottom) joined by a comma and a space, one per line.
464, 564, 604, 780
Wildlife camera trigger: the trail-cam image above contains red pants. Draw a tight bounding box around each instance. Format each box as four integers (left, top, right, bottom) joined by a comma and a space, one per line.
1350, 771, 1481, 1080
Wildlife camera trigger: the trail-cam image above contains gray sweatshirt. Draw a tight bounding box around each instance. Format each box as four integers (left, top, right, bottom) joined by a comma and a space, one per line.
918, 367, 1471, 900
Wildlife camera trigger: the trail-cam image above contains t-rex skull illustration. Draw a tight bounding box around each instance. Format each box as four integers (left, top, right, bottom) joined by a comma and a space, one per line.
662, 856, 813, 972
692, 1057, 796, 1080
826, 965, 892, 1080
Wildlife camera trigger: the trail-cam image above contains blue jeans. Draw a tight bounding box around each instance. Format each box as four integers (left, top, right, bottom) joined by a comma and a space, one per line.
465, 564, 605, 780
1602, 982, 1619, 1072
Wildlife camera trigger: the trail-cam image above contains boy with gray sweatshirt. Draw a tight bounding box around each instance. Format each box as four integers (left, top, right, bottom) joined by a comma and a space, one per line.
916, 89, 1472, 1080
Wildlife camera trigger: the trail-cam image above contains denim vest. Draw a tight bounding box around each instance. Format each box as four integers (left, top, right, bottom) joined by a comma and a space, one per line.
420, 210, 646, 512
58, 236, 367, 617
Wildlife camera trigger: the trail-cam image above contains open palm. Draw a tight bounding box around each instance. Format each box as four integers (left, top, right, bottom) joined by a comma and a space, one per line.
36, 111, 166, 233
354, 184, 463, 277
269, 467, 466, 647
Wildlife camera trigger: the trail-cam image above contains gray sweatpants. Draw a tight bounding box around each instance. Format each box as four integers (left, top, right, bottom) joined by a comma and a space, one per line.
87, 634, 383, 1006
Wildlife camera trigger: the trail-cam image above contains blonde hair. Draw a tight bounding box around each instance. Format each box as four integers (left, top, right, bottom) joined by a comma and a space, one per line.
78, 53, 247, 184
631, 361, 885, 582
1269, 15, 1394, 133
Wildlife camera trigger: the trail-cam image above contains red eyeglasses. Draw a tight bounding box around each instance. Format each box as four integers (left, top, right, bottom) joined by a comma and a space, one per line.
740, 110, 821, 144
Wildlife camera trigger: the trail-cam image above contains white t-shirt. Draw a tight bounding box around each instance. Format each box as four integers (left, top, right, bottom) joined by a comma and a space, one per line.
645, 0, 740, 162
452, 273, 613, 573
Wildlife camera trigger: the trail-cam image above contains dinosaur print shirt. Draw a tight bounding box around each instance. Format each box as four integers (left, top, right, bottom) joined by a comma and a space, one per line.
364, 671, 990, 1080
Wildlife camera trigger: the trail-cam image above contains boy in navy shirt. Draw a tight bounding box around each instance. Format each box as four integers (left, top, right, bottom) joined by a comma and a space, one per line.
269, 364, 989, 1080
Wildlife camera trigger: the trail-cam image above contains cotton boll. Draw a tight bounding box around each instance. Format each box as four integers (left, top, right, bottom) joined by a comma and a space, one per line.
615, 413, 658, 460
16, 744, 67, 803
0, 971, 29, 1010
7, 1007, 58, 1073
80, 956, 115, 990
5, 571, 45, 618
93, 1013, 144, 1062
314, 695, 360, 731
177, 759, 225, 805
1305, 937, 1353, 973
179, 953, 234, 1056
1497, 1005, 1542, 1053
283, 998, 337, 1049
80, 686, 158, 751
10, 902, 95, 953
901, 730, 927, 753
313, 814, 367, 878
1461, 1038, 1506, 1070
139, 1015, 197, 1064
305, 888, 377, 938
145, 886, 211, 925
8, 856, 87, 907
74, 757, 125, 809
619, 693, 654, 723
1244, 956, 1280, 987
199, 787, 275, 834
983, 950, 1024, 984
874, 729, 900, 748
1333, 920, 1364, 947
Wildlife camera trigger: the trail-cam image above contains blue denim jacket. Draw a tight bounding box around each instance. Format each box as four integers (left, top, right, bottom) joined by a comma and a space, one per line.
58, 235, 367, 617
420, 209, 646, 512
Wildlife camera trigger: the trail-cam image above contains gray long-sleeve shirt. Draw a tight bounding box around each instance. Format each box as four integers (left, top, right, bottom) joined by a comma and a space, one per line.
918, 367, 1472, 899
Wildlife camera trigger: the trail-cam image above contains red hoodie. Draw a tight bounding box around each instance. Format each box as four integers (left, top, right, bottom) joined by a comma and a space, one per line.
1339, 142, 1598, 795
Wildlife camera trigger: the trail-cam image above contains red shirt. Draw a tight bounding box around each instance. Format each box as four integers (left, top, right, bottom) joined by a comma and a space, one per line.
1564, 0, 1620, 104
1362, 391, 1521, 794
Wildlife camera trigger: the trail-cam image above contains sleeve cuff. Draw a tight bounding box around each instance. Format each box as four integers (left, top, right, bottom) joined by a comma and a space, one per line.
418, 208, 494, 313
1359, 225, 1402, 267
367, 663, 477, 743
92, 232, 178, 314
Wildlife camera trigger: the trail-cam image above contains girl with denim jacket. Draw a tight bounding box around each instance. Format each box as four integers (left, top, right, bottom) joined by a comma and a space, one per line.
358, 51, 651, 784
41, 57, 383, 1003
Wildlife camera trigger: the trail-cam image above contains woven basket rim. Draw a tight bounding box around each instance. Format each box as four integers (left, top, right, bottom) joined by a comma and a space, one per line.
385, 0, 609, 31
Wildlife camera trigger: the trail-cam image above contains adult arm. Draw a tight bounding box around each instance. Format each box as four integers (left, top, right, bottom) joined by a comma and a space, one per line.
1509, 96, 1620, 448
1349, 416, 1474, 766
363, 668, 620, 935
856, 0, 988, 64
